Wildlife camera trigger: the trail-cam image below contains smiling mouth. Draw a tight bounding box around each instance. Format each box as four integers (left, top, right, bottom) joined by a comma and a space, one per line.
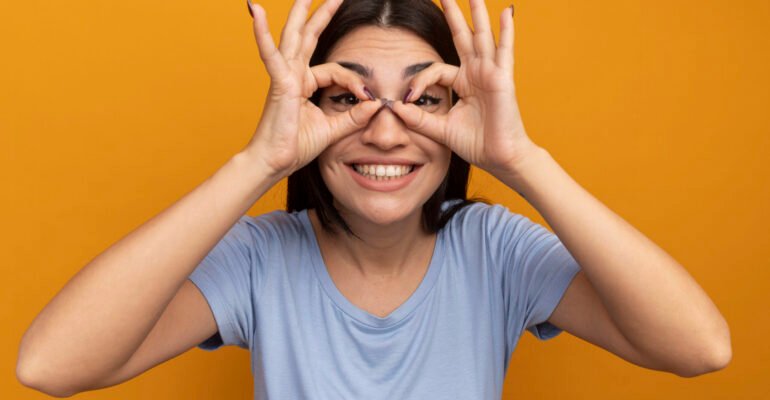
348, 164, 419, 181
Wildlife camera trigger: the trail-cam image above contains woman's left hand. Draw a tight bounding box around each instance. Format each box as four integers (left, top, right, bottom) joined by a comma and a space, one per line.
391, 0, 540, 177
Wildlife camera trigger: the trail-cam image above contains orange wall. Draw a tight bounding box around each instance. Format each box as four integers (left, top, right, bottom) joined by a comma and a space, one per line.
3, 0, 768, 398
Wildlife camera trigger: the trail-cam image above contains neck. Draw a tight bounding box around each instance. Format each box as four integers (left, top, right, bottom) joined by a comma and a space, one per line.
308, 206, 435, 279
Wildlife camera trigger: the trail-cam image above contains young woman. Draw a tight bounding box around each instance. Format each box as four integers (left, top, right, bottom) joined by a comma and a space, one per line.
17, 0, 731, 398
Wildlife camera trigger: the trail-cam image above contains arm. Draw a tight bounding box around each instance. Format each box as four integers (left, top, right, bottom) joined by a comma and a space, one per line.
498, 146, 732, 377
16, 150, 281, 396
391, 0, 731, 377
17, 0, 380, 395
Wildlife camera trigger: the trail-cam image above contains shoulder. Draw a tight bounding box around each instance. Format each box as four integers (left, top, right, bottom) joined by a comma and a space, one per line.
441, 200, 551, 266
232, 209, 309, 245
441, 200, 529, 235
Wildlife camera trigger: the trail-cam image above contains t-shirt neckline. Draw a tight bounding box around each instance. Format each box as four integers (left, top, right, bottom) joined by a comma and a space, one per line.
299, 209, 445, 328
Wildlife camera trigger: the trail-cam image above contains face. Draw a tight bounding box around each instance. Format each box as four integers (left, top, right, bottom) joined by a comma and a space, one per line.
317, 26, 452, 229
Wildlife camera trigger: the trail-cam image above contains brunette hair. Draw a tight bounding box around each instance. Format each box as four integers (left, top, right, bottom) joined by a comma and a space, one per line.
286, 0, 487, 236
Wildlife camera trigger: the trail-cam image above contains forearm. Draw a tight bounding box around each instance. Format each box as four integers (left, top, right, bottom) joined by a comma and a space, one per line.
498, 145, 731, 371
18, 149, 281, 390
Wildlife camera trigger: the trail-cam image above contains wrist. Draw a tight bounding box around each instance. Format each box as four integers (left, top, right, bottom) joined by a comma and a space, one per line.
487, 139, 543, 181
493, 144, 551, 198
232, 148, 288, 186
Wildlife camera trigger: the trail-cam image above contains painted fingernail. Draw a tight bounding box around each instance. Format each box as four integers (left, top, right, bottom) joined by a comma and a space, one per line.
403, 88, 413, 103
510, 4, 515, 17
380, 98, 393, 109
364, 87, 375, 101
246, 0, 254, 18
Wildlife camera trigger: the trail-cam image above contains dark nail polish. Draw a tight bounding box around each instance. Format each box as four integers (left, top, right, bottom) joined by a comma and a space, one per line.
403, 88, 413, 103
247, 0, 254, 18
381, 98, 393, 109
510, 4, 515, 17
364, 87, 375, 101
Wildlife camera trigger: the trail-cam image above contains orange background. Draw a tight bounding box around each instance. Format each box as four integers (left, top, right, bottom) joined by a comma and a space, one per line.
2, 0, 768, 398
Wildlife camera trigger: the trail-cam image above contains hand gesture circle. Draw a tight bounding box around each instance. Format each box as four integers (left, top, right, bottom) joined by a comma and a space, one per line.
392, 0, 540, 176
244, 0, 381, 177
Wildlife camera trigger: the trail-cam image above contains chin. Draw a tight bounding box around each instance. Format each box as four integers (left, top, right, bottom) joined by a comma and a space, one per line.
339, 197, 424, 227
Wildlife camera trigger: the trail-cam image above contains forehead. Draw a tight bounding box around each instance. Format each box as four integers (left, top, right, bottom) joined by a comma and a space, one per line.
325, 26, 443, 67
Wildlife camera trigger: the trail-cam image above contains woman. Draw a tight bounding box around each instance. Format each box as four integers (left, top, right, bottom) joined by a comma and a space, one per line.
17, 0, 731, 398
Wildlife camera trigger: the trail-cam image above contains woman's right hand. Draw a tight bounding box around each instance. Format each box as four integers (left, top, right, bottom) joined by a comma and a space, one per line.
244, 0, 381, 178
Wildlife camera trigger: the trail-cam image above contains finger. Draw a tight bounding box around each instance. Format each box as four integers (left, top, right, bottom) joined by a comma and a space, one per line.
300, 0, 344, 63
249, 3, 289, 76
327, 100, 382, 144
278, 0, 312, 56
390, 101, 449, 145
310, 63, 370, 100
469, 0, 496, 58
440, 0, 476, 61
405, 63, 460, 102
495, 5, 514, 69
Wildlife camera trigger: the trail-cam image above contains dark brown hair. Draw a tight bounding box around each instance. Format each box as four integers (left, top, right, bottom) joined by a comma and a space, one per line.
286, 0, 487, 236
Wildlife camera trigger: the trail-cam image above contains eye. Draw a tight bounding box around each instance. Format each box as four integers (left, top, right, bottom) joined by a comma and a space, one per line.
413, 94, 442, 107
329, 93, 360, 106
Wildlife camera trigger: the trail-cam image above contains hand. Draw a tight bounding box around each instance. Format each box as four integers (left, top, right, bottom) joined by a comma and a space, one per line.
391, 0, 541, 177
244, 0, 381, 177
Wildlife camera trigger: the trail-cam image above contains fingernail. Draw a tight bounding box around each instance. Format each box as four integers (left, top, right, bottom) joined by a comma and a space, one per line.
403, 88, 413, 103
380, 98, 393, 109
510, 4, 515, 17
364, 87, 375, 101
246, 0, 254, 18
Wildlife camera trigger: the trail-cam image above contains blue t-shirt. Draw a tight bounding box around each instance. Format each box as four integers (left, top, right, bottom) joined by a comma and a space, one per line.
188, 201, 581, 399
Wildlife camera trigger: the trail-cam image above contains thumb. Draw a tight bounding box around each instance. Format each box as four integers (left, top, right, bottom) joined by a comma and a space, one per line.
326, 100, 381, 143
391, 101, 448, 145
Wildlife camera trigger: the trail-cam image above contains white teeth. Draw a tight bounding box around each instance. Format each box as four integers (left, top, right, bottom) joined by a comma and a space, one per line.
352, 164, 415, 180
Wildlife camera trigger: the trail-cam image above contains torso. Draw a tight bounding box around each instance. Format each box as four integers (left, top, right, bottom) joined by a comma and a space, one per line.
308, 209, 436, 318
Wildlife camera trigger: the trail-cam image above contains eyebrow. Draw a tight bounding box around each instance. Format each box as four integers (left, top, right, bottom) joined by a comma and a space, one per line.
403, 62, 434, 78
336, 61, 435, 79
337, 62, 372, 78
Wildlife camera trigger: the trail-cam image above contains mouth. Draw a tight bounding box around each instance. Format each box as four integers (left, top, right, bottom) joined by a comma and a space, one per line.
346, 163, 422, 181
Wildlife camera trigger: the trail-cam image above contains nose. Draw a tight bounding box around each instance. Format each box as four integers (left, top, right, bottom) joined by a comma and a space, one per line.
359, 104, 411, 150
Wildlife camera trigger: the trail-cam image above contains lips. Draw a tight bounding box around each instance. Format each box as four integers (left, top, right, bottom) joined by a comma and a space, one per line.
345, 163, 423, 192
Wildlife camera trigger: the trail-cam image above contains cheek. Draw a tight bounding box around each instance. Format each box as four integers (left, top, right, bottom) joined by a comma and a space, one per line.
317, 155, 348, 195
436, 150, 453, 180
318, 166, 345, 205
422, 149, 452, 191
432, 144, 453, 166
317, 140, 344, 167
318, 160, 337, 185
316, 153, 336, 186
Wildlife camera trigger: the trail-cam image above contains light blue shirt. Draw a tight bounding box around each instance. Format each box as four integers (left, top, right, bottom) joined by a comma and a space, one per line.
188, 201, 581, 399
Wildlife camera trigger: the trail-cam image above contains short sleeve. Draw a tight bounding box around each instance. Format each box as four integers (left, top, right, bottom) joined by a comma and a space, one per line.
188, 215, 265, 351
483, 204, 581, 345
